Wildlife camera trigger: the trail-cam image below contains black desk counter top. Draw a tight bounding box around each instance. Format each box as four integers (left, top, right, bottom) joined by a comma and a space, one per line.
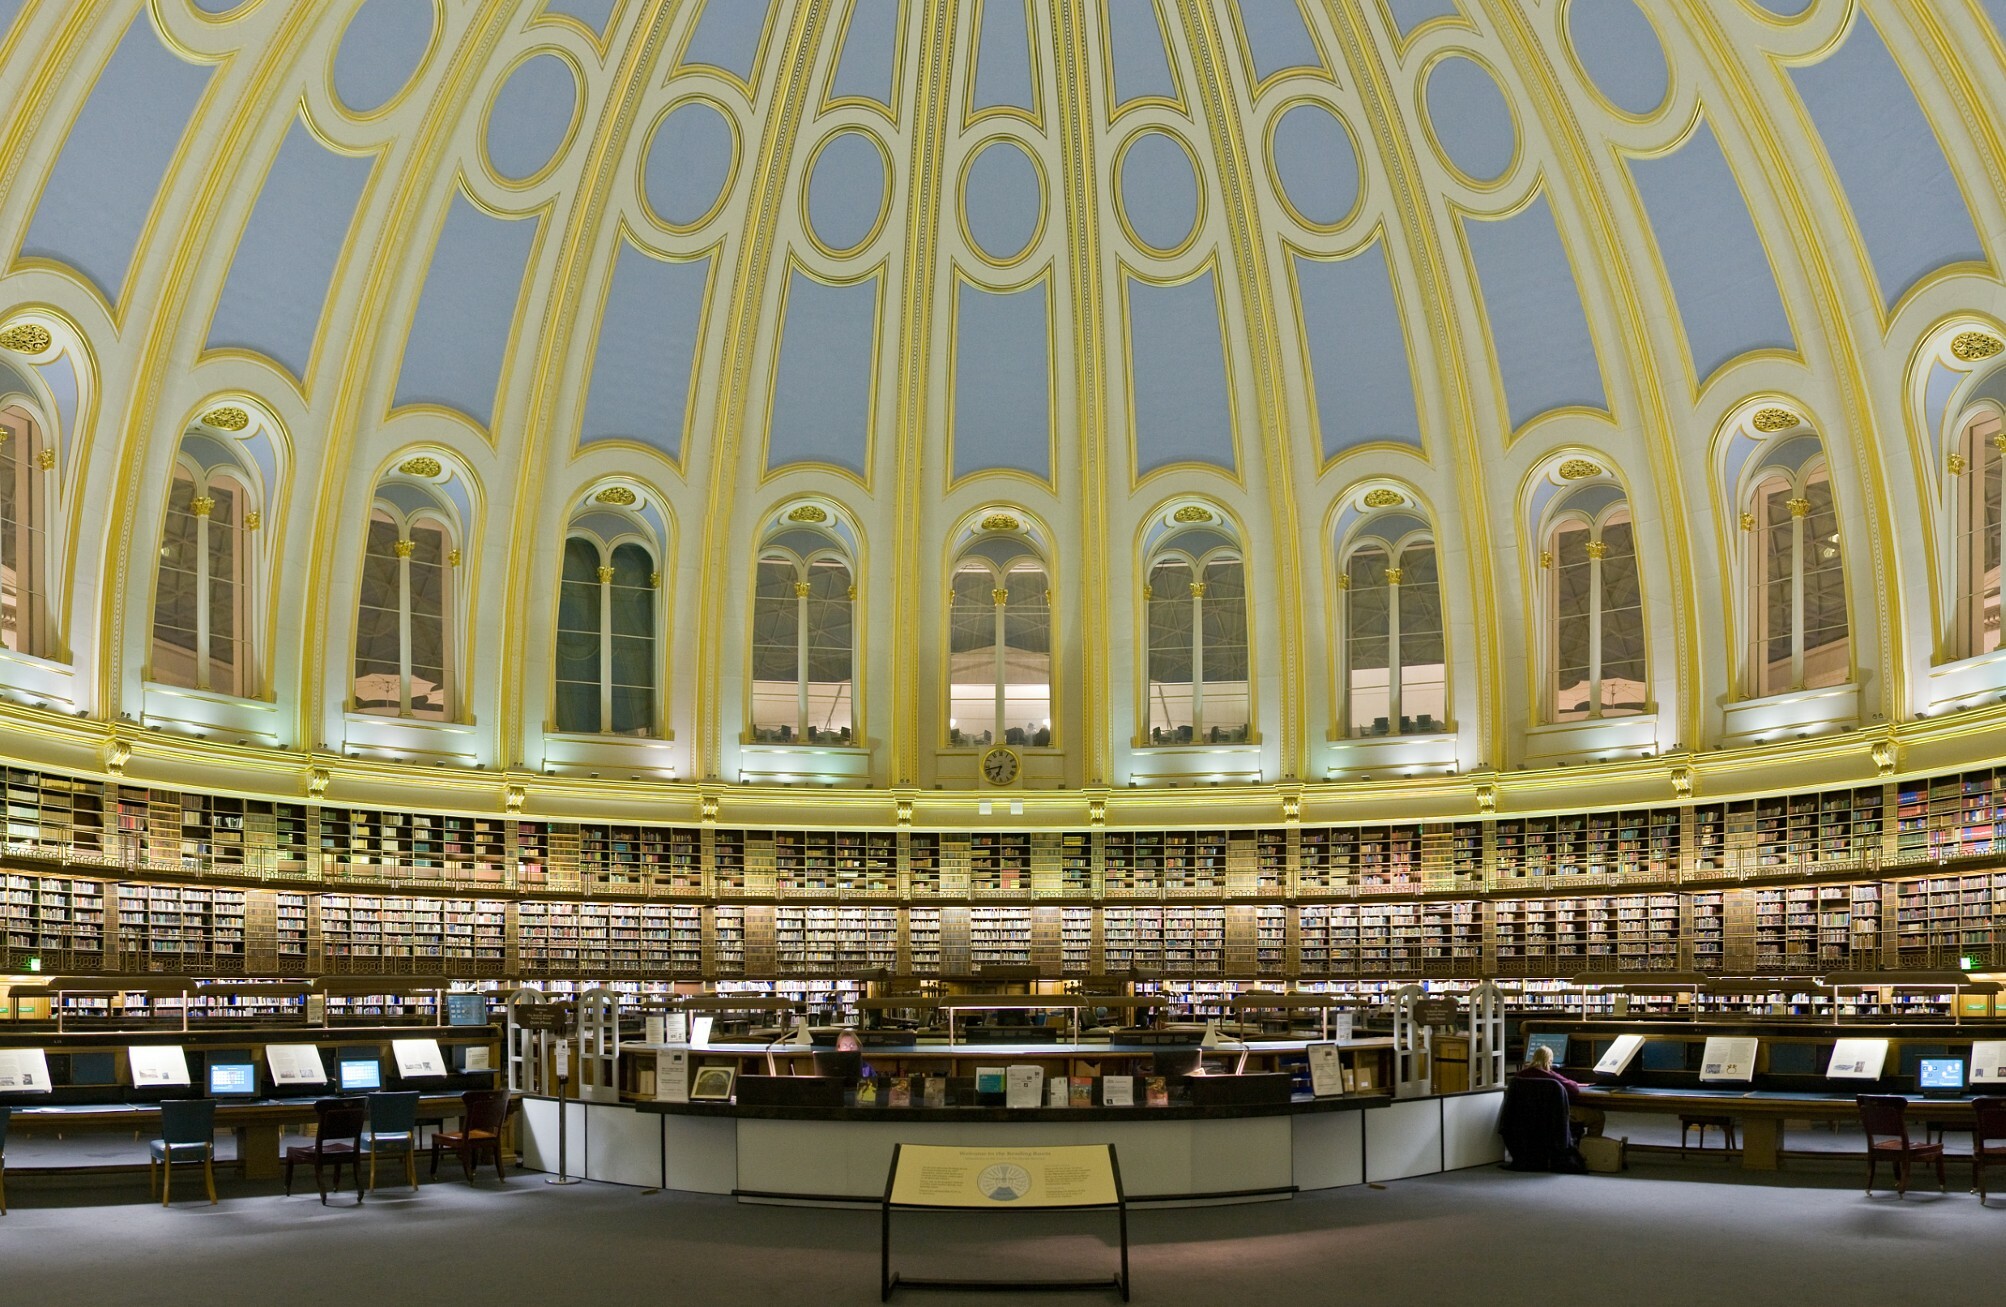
626, 1091, 1393, 1123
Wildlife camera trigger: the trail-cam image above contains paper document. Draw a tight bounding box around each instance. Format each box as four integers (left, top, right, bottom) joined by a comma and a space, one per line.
1594, 1035, 1645, 1077
265, 1043, 328, 1087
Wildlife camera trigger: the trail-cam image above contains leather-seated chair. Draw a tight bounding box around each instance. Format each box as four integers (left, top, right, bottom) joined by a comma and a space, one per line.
430, 1088, 512, 1184
1857, 1094, 1945, 1198
285, 1097, 366, 1206
1971, 1096, 2006, 1205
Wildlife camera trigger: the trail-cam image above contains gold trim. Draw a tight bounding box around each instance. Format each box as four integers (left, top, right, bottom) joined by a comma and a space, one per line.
980, 512, 1021, 531
1786, 498, 1811, 519
1362, 488, 1405, 508
1948, 453, 1968, 476
1172, 505, 1214, 523
593, 486, 638, 505
189, 496, 215, 519
243, 512, 262, 531
36, 448, 54, 471
597, 565, 616, 584
1951, 331, 2004, 361
1751, 407, 1800, 433
393, 539, 416, 559
1557, 458, 1602, 480
787, 504, 829, 523
200, 405, 250, 431
398, 456, 443, 477
0, 324, 52, 354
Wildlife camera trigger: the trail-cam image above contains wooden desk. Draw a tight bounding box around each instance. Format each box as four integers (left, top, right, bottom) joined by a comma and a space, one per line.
1577, 1087, 1980, 1171
8, 1094, 474, 1180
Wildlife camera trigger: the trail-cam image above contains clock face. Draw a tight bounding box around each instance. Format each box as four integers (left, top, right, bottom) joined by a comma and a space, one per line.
981, 747, 1019, 785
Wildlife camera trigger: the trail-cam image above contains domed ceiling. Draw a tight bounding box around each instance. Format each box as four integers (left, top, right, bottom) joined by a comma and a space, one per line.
1, 0, 2004, 809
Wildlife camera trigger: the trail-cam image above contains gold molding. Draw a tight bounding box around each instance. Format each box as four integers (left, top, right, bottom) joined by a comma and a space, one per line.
597, 565, 616, 584
1362, 488, 1405, 508
1585, 541, 1608, 560
0, 323, 52, 354
593, 486, 638, 505
200, 406, 250, 431
1948, 453, 1968, 476
394, 539, 416, 559
1786, 498, 1811, 519
980, 512, 1020, 531
189, 496, 215, 519
786, 504, 829, 523
1557, 458, 1602, 480
398, 456, 444, 478
1172, 505, 1214, 523
1751, 407, 1800, 433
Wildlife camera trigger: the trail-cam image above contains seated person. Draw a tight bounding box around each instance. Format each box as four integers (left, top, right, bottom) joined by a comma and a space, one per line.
1516, 1045, 1585, 1103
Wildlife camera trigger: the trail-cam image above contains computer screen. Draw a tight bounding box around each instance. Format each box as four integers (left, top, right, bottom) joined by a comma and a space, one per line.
445, 993, 487, 1027
812, 1049, 862, 1081
1526, 1033, 1569, 1065
338, 1059, 382, 1092
207, 1062, 258, 1098
1919, 1057, 1966, 1091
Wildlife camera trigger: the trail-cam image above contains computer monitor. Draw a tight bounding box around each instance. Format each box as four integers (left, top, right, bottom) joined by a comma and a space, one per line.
1525, 1033, 1569, 1066
207, 1061, 259, 1098
444, 993, 487, 1027
338, 1059, 383, 1092
1152, 1048, 1203, 1078
1918, 1057, 1966, 1096
812, 1049, 862, 1081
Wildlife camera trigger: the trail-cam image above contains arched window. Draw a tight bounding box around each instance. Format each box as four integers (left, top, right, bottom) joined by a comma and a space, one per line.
948, 539, 1051, 749
1744, 460, 1849, 696
750, 538, 854, 745
150, 462, 254, 696
1546, 504, 1645, 721
354, 507, 454, 720
555, 537, 656, 735
1954, 409, 2004, 658
0, 404, 48, 656
1145, 534, 1250, 744
1342, 536, 1444, 736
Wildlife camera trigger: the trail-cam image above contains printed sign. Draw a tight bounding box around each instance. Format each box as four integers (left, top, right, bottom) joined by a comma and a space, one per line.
889, 1144, 1119, 1209
128, 1045, 191, 1087
0, 1047, 51, 1093
393, 1038, 448, 1078
1699, 1036, 1759, 1084
1825, 1038, 1890, 1081
265, 1043, 328, 1087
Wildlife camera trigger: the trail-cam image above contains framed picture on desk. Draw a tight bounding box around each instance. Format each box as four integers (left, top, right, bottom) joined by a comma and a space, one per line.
690, 1065, 736, 1102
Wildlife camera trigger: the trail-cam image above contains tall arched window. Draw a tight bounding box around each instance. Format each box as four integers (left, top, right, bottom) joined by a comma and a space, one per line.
555, 537, 656, 736
1145, 533, 1250, 744
354, 507, 454, 720
1342, 535, 1444, 736
150, 462, 253, 696
1744, 460, 1849, 696
1547, 504, 1645, 721
1954, 408, 2004, 658
948, 539, 1051, 748
750, 536, 854, 745
0, 404, 48, 656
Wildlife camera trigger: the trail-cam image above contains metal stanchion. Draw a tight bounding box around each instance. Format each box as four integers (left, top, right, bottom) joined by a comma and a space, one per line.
547, 1037, 580, 1186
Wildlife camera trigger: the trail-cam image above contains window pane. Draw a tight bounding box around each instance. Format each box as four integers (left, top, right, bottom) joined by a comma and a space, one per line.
204, 481, 247, 697
609, 543, 656, 736
1002, 565, 1051, 746
1983, 418, 2004, 655
150, 471, 202, 688
1755, 480, 1794, 697
1397, 544, 1446, 731
1800, 473, 1849, 689
1346, 547, 1391, 736
0, 410, 43, 655
554, 538, 601, 733
1551, 521, 1593, 720
1200, 559, 1250, 741
948, 565, 998, 744
352, 514, 404, 713
1146, 559, 1194, 741
803, 559, 853, 742
749, 558, 800, 739
406, 521, 449, 719
1598, 517, 1646, 715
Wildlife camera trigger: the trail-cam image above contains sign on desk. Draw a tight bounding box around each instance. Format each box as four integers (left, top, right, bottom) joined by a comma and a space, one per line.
1972, 1041, 2006, 1085
1699, 1036, 1758, 1084
265, 1043, 328, 1087
127, 1045, 190, 1088
393, 1038, 448, 1078
0, 1047, 50, 1093
888, 1144, 1119, 1209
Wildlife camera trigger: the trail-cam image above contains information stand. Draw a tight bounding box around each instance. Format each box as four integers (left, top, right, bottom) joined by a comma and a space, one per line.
880, 1143, 1129, 1301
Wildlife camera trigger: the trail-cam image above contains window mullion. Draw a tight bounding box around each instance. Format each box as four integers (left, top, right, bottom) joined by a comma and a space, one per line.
1189, 581, 1205, 732
396, 539, 414, 715
1790, 495, 1808, 689
795, 575, 810, 736
1387, 566, 1403, 732
599, 560, 615, 734
1587, 535, 1604, 717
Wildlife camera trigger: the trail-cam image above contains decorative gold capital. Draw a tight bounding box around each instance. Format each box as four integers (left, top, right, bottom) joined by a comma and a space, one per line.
1558, 458, 1602, 480
103, 736, 132, 777
593, 485, 637, 505
649, 571, 661, 589
991, 587, 1009, 605
1585, 540, 1608, 560
1475, 781, 1497, 816
895, 796, 914, 827
1671, 764, 1693, 800
1280, 792, 1300, 823
793, 580, 812, 597
1142, 583, 1154, 601
1993, 433, 2006, 454
0, 323, 52, 354
1337, 574, 1351, 591
1751, 407, 1800, 433
1948, 453, 1968, 476
1089, 796, 1107, 826
1538, 550, 1553, 569
243, 511, 262, 531
597, 565, 616, 584
1738, 511, 1757, 532
1786, 498, 1811, 519
505, 784, 527, 816
699, 792, 721, 823
787, 504, 827, 523
1188, 581, 1206, 597
1871, 734, 1899, 778
1384, 567, 1403, 585
393, 539, 416, 559
308, 767, 331, 800
36, 448, 54, 470
447, 548, 461, 567
1951, 331, 2004, 362
846, 583, 857, 601
189, 496, 216, 519
398, 456, 442, 477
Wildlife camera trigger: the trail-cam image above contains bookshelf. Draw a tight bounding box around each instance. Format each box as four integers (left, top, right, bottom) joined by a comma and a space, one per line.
968, 832, 1033, 896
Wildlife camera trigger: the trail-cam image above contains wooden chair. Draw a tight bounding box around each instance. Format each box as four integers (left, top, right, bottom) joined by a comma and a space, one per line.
429, 1089, 511, 1184
1971, 1097, 2006, 1205
149, 1099, 219, 1206
285, 1098, 366, 1205
1679, 1114, 1737, 1157
1857, 1094, 1945, 1197
362, 1090, 422, 1192
0, 1103, 10, 1215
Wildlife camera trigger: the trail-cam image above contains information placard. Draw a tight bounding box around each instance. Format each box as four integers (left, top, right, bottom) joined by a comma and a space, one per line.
1971, 1040, 2006, 1085
1331, 1011, 1354, 1043
1593, 1034, 1646, 1077
1825, 1038, 1890, 1081
1699, 1036, 1759, 1084
128, 1045, 191, 1088
0, 1047, 51, 1093
656, 1049, 690, 1103
393, 1038, 448, 1078
889, 1144, 1119, 1209
1306, 1042, 1345, 1097
1005, 1065, 1045, 1110
1101, 1076, 1134, 1107
264, 1043, 328, 1088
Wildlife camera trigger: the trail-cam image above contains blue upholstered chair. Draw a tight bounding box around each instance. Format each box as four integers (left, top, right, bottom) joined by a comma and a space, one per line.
149, 1098, 218, 1206
363, 1090, 422, 1191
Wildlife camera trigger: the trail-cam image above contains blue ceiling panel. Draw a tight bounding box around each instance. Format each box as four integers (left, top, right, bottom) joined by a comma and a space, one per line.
953, 280, 1052, 482
766, 269, 879, 477
579, 239, 711, 463
393, 195, 538, 428
1128, 270, 1236, 476
1463, 192, 1606, 429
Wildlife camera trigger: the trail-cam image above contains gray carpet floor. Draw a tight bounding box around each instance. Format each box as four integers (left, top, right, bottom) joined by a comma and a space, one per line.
3, 1151, 1999, 1307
